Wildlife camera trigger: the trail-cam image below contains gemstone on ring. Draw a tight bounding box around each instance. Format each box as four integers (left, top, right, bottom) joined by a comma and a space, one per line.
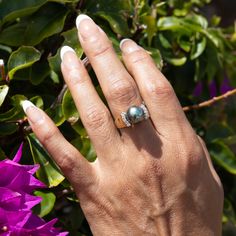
116, 102, 150, 128
126, 106, 145, 124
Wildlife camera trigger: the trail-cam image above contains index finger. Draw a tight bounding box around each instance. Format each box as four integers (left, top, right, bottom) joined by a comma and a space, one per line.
21, 101, 95, 191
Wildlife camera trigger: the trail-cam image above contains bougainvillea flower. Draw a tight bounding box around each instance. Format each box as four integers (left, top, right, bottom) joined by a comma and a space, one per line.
0, 144, 68, 235
193, 78, 233, 98
220, 77, 233, 94
0, 209, 67, 236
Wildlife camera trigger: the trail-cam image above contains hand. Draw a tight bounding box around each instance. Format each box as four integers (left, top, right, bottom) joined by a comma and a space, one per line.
22, 14, 223, 235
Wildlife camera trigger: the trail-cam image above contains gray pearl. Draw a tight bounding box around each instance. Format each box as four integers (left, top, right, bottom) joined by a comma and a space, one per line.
126, 106, 145, 124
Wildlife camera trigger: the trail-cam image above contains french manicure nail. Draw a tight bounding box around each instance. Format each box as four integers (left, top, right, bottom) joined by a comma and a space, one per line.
75, 14, 99, 40
76, 14, 92, 29
120, 39, 131, 49
21, 100, 44, 124
120, 39, 141, 53
60, 46, 75, 61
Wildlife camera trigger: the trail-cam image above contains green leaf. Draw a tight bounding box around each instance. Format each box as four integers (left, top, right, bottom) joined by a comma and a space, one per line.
0, 147, 6, 160
205, 123, 234, 143
30, 96, 44, 109
223, 198, 236, 224
0, 0, 47, 23
71, 137, 96, 162
49, 28, 83, 75
27, 133, 65, 187
187, 14, 208, 29
85, 0, 132, 36
34, 191, 56, 217
157, 17, 190, 33
159, 34, 172, 49
178, 36, 191, 52
209, 141, 236, 175
0, 123, 18, 136
165, 56, 187, 66
62, 28, 83, 57
144, 47, 163, 69
0, 85, 9, 107
62, 89, 79, 123
97, 12, 131, 36
46, 104, 65, 126
0, 108, 19, 122
202, 29, 221, 48
7, 46, 41, 80
141, 15, 157, 46
0, 94, 26, 122
190, 37, 206, 60
0, 3, 68, 46
157, 16, 204, 33
30, 61, 51, 85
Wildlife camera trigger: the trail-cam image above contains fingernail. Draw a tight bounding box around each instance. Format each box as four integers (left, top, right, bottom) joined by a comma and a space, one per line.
21, 100, 44, 124
60, 45, 79, 69
76, 14, 99, 40
76, 14, 92, 29
60, 45, 75, 61
120, 39, 141, 54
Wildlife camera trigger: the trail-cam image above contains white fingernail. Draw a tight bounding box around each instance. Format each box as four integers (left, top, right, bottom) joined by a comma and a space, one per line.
119, 39, 131, 49
76, 14, 92, 29
21, 100, 36, 113
60, 46, 75, 61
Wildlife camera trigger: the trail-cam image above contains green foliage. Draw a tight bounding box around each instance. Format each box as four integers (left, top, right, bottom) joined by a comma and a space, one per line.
0, 0, 236, 234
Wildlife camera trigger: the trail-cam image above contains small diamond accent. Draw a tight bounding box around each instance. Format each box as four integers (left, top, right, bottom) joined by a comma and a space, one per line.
121, 112, 131, 127
140, 104, 150, 120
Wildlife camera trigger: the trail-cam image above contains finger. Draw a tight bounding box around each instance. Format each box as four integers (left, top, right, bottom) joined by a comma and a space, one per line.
75, 15, 153, 136
60, 46, 121, 158
197, 136, 223, 187
120, 39, 195, 138
21, 100, 94, 189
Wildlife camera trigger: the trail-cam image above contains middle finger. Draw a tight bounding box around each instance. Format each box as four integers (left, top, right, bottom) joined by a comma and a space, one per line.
76, 15, 153, 136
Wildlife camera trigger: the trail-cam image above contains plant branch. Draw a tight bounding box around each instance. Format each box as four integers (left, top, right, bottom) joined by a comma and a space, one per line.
183, 88, 236, 112
0, 59, 5, 81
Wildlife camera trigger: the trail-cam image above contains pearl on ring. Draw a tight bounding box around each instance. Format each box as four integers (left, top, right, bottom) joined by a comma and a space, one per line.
115, 102, 150, 128
126, 106, 145, 124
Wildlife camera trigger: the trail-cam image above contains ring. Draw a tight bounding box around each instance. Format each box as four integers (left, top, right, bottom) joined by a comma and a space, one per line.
115, 102, 150, 128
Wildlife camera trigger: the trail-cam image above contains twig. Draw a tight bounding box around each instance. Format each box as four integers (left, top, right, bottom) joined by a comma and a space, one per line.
0, 59, 5, 81
76, 0, 85, 10
183, 88, 236, 112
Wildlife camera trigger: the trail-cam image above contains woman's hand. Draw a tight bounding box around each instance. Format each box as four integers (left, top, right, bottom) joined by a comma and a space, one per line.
22, 14, 223, 235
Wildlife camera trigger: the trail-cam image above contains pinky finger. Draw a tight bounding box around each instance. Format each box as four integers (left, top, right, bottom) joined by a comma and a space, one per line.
21, 100, 94, 191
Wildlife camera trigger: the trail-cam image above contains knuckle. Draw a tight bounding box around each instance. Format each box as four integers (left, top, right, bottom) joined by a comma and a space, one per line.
40, 127, 58, 145
129, 50, 151, 64
146, 80, 174, 100
108, 79, 138, 105
67, 68, 87, 86
85, 106, 110, 130
89, 40, 113, 59
56, 151, 76, 171
179, 140, 204, 170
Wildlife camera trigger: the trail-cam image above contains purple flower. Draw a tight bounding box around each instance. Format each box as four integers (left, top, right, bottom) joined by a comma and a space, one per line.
220, 77, 233, 94
193, 81, 203, 97
0, 144, 68, 235
193, 78, 234, 98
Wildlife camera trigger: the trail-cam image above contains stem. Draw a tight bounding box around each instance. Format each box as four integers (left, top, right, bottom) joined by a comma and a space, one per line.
0, 59, 5, 81
183, 88, 236, 112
